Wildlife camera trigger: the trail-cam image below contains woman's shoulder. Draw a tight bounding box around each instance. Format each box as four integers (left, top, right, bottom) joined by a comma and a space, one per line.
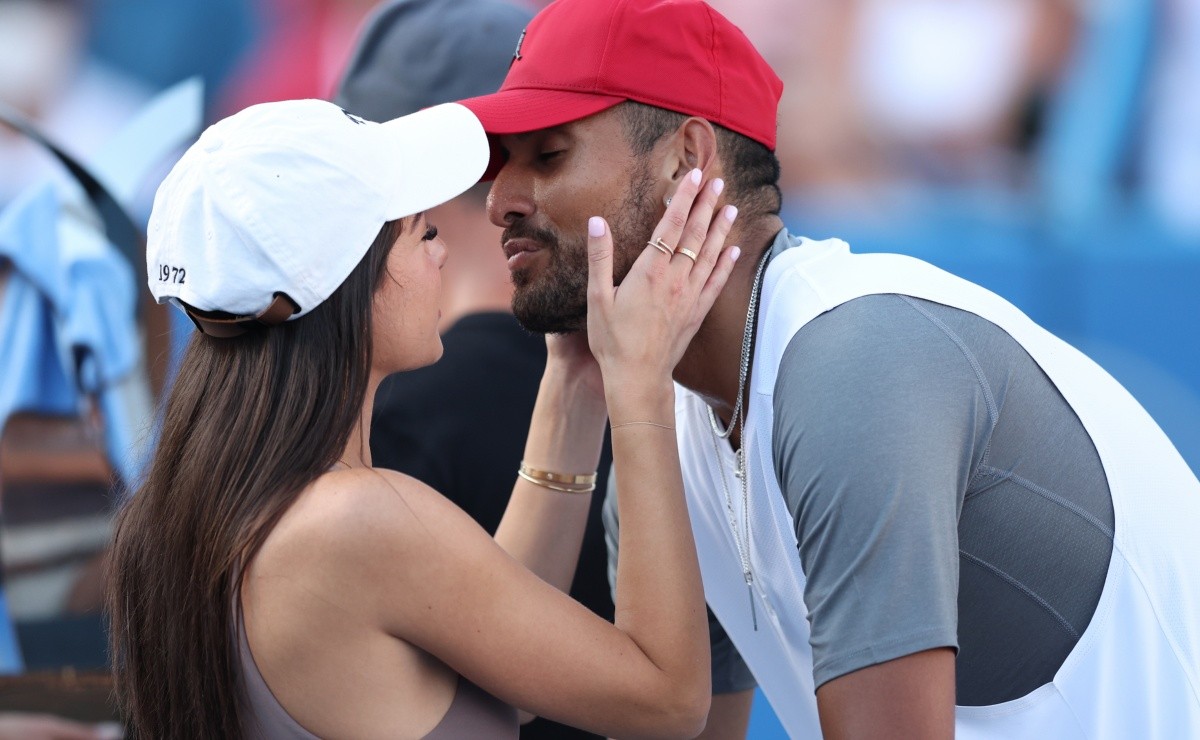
297, 465, 472, 537
307, 465, 436, 517
250, 467, 484, 593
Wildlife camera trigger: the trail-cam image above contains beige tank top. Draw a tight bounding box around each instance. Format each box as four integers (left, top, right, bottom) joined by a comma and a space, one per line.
235, 607, 518, 738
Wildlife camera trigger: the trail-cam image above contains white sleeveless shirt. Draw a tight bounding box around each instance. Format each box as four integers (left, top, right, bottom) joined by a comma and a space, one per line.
676, 237, 1200, 738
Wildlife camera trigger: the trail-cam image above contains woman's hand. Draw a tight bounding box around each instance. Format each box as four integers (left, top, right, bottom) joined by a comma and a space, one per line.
586, 168, 741, 386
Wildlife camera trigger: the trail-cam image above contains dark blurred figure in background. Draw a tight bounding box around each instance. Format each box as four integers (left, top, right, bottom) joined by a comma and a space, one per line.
335, 2, 613, 737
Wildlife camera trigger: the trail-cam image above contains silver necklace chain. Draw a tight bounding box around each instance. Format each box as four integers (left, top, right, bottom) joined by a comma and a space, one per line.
706, 248, 771, 630
707, 250, 769, 441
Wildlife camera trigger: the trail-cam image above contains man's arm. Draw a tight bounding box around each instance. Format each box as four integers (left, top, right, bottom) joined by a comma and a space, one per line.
816, 649, 955, 740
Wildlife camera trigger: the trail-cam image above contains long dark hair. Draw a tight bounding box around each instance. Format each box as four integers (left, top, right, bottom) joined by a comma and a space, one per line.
108, 217, 410, 739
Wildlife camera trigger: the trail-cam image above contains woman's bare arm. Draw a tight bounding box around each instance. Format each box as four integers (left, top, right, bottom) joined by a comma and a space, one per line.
251, 170, 737, 738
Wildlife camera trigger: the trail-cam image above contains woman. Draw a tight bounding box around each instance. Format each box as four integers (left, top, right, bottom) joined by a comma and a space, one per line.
108, 98, 742, 738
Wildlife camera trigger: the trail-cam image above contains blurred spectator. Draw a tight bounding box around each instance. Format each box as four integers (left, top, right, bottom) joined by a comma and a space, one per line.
218, 0, 378, 115
798, 0, 1073, 198
707, 0, 1079, 221
0, 0, 149, 205
848, 0, 1076, 186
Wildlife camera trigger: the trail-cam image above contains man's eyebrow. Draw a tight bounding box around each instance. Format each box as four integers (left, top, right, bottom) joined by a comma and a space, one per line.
507, 125, 569, 142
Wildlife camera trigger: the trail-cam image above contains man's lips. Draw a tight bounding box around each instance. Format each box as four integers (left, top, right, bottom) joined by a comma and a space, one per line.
502, 237, 542, 260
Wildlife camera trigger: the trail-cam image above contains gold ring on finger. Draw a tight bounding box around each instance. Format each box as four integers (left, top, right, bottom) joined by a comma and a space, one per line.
647, 237, 674, 256
674, 247, 698, 264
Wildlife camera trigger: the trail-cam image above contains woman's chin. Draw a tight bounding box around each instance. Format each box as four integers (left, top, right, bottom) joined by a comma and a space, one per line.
389, 341, 444, 374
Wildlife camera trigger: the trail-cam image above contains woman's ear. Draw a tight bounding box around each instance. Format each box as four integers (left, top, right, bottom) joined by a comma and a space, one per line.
660, 117, 720, 205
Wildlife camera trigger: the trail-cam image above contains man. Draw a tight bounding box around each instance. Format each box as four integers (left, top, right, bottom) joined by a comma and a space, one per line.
334, 3, 613, 738
454, 0, 1200, 737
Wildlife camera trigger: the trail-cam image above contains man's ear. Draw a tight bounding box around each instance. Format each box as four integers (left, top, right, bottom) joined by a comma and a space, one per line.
660, 117, 720, 199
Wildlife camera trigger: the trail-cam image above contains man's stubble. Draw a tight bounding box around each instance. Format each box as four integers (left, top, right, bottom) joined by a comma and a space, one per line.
510, 163, 657, 335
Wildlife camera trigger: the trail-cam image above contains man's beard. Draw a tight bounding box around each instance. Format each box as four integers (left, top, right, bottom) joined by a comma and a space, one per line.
508, 166, 658, 334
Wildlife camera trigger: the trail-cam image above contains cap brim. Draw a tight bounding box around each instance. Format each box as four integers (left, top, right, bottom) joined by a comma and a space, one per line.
457, 88, 626, 180
378, 103, 490, 216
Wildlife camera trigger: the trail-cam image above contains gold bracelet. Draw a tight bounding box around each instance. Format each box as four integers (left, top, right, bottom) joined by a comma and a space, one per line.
611, 421, 675, 431
518, 462, 597, 486
517, 469, 596, 493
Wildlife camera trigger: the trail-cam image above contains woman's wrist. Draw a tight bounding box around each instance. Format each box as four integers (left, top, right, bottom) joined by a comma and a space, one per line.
605, 376, 675, 427
517, 462, 597, 493
523, 361, 608, 474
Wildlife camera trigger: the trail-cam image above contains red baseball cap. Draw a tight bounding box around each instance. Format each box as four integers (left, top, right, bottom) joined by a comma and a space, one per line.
457, 0, 784, 174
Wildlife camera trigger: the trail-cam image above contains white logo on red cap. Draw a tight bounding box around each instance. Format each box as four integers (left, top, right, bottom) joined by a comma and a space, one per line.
512, 28, 527, 64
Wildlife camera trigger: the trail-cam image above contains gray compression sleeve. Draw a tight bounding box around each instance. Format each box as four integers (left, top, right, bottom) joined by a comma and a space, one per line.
772, 294, 1112, 702
772, 295, 980, 688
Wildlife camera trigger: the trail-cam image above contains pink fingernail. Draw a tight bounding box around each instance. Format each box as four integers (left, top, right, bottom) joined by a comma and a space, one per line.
724, 205, 738, 222
730, 246, 742, 262
713, 178, 725, 195
690, 168, 702, 185
588, 216, 605, 237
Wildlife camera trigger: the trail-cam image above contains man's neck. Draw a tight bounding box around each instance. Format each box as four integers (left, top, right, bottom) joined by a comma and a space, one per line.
672, 215, 783, 432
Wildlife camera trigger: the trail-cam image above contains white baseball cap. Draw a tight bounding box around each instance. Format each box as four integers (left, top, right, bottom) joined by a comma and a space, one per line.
146, 98, 488, 336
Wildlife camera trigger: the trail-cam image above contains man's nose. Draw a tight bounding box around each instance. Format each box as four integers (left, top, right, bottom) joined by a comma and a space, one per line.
487, 166, 535, 228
